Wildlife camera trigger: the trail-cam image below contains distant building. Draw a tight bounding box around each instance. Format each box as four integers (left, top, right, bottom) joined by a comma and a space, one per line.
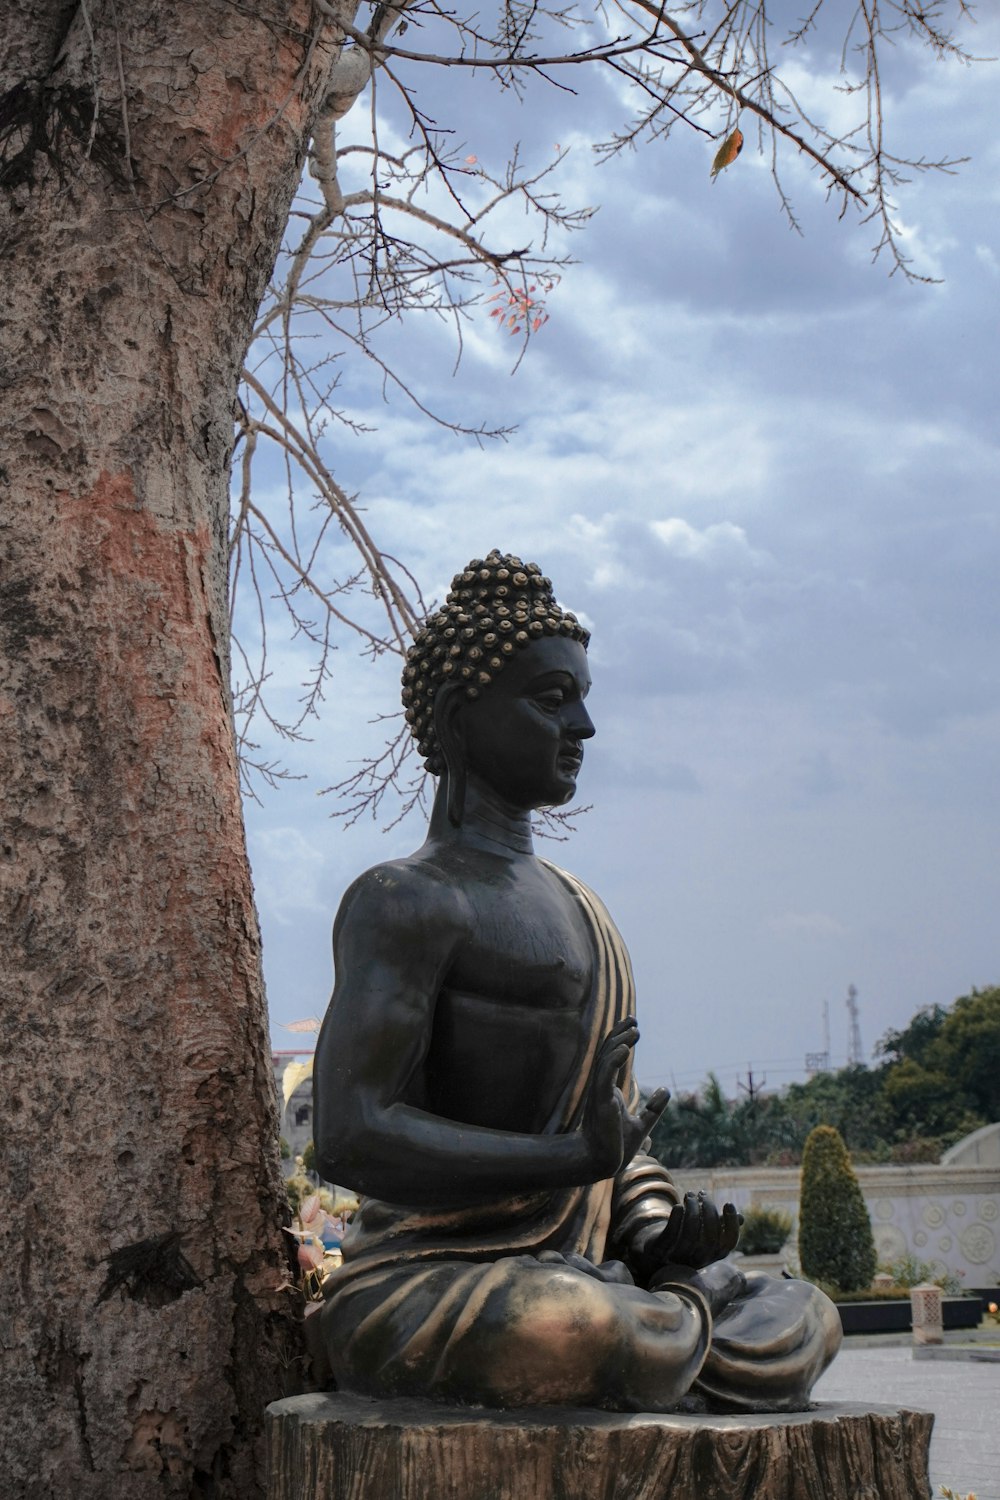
273, 1052, 315, 1169
942, 1122, 1000, 1168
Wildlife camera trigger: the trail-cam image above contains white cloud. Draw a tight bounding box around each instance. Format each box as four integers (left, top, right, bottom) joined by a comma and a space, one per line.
650, 518, 763, 566
975, 245, 999, 276
248, 827, 329, 927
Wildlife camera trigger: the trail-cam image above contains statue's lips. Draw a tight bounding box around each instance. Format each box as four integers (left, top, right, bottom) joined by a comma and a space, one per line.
557, 750, 583, 775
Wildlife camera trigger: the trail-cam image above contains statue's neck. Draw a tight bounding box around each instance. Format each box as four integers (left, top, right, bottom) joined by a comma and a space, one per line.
428, 772, 534, 857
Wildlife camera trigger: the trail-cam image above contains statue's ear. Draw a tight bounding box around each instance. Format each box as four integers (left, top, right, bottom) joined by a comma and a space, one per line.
433, 684, 467, 827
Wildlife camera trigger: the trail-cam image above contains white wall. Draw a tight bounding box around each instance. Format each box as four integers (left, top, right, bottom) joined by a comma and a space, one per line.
671, 1163, 1000, 1291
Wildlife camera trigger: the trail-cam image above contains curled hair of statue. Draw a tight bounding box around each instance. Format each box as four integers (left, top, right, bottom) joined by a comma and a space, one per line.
401, 549, 590, 775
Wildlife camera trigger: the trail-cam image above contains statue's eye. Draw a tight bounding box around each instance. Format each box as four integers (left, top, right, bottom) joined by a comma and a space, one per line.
534, 689, 565, 711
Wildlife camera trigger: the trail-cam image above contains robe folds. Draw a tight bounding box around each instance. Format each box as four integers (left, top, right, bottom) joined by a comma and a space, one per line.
320, 866, 841, 1411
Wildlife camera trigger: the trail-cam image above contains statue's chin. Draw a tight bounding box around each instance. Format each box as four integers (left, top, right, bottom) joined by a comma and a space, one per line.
537, 781, 576, 810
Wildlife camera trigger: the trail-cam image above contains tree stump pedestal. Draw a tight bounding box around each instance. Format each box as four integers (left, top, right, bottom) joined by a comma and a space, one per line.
266, 1391, 932, 1500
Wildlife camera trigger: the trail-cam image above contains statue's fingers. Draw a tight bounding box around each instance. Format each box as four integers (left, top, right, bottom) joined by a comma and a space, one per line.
595, 1041, 631, 1093
605, 1039, 634, 1070
636, 1088, 670, 1149
603, 1016, 638, 1046
699, 1192, 720, 1245
597, 1023, 638, 1064
673, 1192, 704, 1261
640, 1086, 670, 1127
654, 1201, 685, 1259
720, 1202, 742, 1256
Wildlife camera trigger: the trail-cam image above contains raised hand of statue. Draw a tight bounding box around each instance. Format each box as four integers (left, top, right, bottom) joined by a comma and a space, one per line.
642, 1191, 742, 1273
580, 1016, 670, 1180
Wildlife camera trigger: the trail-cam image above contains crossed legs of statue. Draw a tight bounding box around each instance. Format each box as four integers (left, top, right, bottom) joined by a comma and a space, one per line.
321, 1252, 842, 1413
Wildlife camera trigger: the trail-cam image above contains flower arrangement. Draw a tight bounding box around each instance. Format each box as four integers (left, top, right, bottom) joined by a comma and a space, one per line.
282, 1190, 357, 1301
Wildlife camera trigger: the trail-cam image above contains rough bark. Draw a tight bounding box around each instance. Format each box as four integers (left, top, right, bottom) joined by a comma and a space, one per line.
0, 5, 347, 1495
266, 1393, 934, 1500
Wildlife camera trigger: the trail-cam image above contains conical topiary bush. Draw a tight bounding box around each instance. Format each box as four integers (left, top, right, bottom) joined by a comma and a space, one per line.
798, 1124, 877, 1293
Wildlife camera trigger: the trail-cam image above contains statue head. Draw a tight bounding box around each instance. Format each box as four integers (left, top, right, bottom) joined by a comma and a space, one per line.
402, 550, 590, 777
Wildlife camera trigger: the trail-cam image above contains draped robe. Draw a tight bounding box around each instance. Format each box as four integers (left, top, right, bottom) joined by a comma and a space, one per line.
320, 866, 841, 1411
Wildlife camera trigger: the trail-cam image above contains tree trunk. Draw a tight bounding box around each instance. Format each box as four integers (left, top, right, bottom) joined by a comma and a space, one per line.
266, 1392, 934, 1500
0, 5, 344, 1494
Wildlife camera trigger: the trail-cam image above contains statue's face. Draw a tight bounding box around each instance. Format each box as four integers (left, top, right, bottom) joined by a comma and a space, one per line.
456, 635, 594, 809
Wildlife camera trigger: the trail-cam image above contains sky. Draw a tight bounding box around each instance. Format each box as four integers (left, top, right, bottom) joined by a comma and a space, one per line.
240, 5, 1000, 1101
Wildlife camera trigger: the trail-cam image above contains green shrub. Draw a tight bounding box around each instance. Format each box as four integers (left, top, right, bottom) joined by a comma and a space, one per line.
739, 1206, 793, 1255
821, 1284, 917, 1304
887, 1136, 942, 1165
799, 1124, 877, 1293
880, 1253, 963, 1296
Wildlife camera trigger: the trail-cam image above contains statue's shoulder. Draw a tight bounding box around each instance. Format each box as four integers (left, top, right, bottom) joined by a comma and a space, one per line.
334, 851, 473, 940
538, 858, 626, 948
538, 857, 598, 906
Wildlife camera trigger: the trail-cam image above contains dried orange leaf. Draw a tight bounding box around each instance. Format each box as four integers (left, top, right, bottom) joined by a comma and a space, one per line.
711, 127, 744, 178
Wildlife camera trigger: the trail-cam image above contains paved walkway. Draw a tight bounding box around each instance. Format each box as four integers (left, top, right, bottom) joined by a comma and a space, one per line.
814, 1340, 1000, 1499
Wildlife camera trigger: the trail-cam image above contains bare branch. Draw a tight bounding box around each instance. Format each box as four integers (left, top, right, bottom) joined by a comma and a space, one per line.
224, 0, 986, 811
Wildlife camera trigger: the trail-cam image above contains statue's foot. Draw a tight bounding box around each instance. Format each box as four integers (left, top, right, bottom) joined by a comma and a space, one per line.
650, 1258, 747, 1313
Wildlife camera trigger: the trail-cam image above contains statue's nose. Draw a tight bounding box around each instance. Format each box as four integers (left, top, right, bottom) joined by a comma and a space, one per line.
568, 702, 596, 740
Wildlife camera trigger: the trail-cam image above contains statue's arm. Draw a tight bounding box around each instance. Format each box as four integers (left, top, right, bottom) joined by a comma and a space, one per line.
610, 1083, 741, 1280
313, 864, 618, 1206
610, 1152, 681, 1272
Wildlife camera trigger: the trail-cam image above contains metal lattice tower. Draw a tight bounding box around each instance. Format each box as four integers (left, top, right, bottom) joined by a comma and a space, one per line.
846, 984, 864, 1066
805, 999, 832, 1076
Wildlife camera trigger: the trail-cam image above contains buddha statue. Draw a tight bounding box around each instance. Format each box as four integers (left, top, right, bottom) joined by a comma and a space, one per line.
313, 550, 841, 1411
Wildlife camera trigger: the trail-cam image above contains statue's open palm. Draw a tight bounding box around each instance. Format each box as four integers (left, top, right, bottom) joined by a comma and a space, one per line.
646, 1191, 742, 1271
581, 1017, 670, 1179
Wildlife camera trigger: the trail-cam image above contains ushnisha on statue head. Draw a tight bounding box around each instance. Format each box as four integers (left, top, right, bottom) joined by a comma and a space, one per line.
401, 549, 590, 778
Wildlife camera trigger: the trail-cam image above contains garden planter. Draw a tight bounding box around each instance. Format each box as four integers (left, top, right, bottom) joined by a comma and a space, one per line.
735, 1251, 789, 1278
837, 1296, 983, 1335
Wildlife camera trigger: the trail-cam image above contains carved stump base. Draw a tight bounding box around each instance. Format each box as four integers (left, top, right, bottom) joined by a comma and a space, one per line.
266, 1391, 932, 1500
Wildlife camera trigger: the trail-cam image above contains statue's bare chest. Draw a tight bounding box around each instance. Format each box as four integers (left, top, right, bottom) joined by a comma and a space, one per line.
420, 862, 597, 1131
445, 863, 592, 1008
